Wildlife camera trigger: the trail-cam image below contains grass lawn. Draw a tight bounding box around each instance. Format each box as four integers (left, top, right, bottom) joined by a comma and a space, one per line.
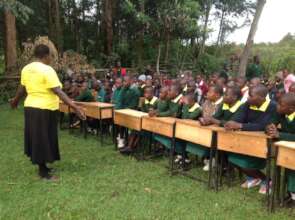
0, 104, 294, 220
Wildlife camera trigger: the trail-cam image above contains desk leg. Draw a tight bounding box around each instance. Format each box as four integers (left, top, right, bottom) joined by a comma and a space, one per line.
280, 168, 287, 207
270, 146, 278, 212
170, 124, 176, 175
114, 125, 118, 150
99, 109, 103, 146
208, 131, 217, 190
112, 109, 115, 145
266, 140, 272, 208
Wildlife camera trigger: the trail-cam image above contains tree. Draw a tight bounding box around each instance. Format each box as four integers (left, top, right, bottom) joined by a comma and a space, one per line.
0, 0, 32, 74
103, 0, 113, 56
238, 0, 266, 77
48, 0, 63, 54
4, 8, 17, 73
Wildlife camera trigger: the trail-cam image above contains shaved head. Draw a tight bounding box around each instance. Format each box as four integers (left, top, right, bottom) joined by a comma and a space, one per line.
251, 85, 268, 98
280, 93, 295, 107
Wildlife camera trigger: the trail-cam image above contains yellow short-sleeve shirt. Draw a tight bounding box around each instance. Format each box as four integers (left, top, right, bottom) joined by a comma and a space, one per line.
21, 62, 62, 111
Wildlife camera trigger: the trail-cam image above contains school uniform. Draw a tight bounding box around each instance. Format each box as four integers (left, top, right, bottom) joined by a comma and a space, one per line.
157, 99, 170, 114
141, 96, 158, 113
186, 98, 223, 157
228, 99, 277, 170
112, 87, 123, 110
120, 86, 140, 109
157, 94, 183, 118
75, 89, 94, 102
274, 112, 295, 193
153, 94, 183, 152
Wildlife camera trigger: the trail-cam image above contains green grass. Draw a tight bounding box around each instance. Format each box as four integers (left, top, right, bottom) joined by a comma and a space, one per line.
0, 104, 294, 220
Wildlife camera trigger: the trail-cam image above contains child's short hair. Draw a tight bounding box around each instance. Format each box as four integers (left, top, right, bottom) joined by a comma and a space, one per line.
227, 85, 242, 99
210, 85, 224, 96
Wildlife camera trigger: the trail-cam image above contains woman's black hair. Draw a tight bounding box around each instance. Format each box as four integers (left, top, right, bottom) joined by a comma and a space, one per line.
34, 44, 50, 59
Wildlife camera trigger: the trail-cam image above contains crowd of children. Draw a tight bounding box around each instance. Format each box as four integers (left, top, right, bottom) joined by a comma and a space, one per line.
62, 67, 295, 207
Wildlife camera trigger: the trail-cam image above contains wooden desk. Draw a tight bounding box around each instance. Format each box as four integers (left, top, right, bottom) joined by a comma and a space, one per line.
59, 101, 70, 113
271, 141, 295, 211
142, 116, 177, 138
175, 120, 213, 147
215, 128, 269, 159
114, 109, 148, 131
74, 102, 114, 119
275, 141, 295, 170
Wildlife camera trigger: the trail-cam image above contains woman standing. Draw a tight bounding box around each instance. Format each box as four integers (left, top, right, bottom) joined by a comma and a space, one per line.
10, 44, 85, 180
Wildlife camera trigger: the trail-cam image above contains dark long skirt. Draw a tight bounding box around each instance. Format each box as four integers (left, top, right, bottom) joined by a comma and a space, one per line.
24, 107, 60, 164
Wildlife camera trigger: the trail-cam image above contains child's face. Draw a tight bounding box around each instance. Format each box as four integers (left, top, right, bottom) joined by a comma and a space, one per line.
277, 99, 294, 115
206, 87, 220, 102
223, 89, 236, 106
159, 89, 168, 100
115, 79, 122, 88
64, 82, 71, 90
289, 85, 295, 94
184, 96, 194, 106
144, 89, 153, 100
168, 88, 178, 99
247, 89, 263, 106
146, 80, 153, 87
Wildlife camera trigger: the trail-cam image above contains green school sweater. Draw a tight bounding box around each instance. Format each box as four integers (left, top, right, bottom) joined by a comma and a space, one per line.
141, 96, 158, 113
112, 87, 123, 110
158, 94, 183, 118
120, 86, 139, 109
75, 89, 94, 102
181, 103, 202, 120
274, 112, 295, 192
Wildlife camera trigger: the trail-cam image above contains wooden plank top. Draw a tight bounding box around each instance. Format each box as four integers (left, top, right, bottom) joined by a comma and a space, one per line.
143, 116, 177, 125
115, 109, 148, 118
275, 141, 295, 150
74, 101, 114, 108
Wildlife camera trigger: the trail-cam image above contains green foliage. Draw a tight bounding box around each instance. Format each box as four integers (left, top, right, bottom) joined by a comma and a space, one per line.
0, 0, 33, 24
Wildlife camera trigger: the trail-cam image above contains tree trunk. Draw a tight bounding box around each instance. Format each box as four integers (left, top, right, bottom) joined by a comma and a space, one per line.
164, 31, 170, 65
4, 9, 17, 74
198, 1, 212, 59
156, 43, 161, 74
216, 6, 225, 48
48, 0, 63, 54
104, 0, 113, 56
95, 0, 102, 55
137, 1, 145, 69
238, 0, 266, 77
72, 0, 81, 52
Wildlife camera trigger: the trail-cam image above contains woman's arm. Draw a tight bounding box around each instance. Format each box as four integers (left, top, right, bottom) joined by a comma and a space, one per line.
9, 85, 26, 109
51, 87, 86, 120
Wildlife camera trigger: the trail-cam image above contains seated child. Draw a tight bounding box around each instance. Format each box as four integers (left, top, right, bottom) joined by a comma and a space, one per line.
190, 85, 223, 171
117, 75, 140, 150
175, 94, 202, 164
201, 85, 243, 127
224, 85, 277, 194
266, 93, 295, 207
120, 86, 158, 154
149, 87, 170, 117
75, 82, 94, 102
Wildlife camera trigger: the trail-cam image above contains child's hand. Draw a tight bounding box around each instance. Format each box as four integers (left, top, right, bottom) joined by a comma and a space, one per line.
266, 124, 279, 138
224, 121, 242, 130
200, 117, 212, 126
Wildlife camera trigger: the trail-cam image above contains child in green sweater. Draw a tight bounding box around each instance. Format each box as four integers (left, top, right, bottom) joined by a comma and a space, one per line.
267, 93, 295, 206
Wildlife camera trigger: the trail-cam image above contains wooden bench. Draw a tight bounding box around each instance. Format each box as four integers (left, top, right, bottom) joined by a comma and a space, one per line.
271, 141, 295, 211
